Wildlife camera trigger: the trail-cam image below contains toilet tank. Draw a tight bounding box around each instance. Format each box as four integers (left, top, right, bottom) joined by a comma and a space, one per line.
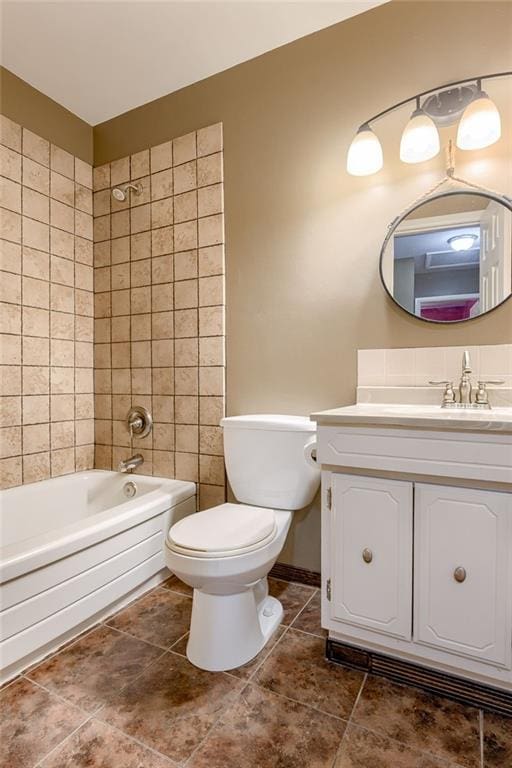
221, 414, 320, 511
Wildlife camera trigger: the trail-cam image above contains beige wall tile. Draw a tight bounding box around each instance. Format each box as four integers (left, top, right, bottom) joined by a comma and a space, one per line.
51, 446, 75, 476
175, 308, 197, 338
198, 183, 224, 218
0, 395, 21, 426
110, 157, 130, 186
23, 306, 49, 337
199, 275, 224, 306
23, 276, 49, 309
130, 259, 150, 289
152, 282, 173, 312
76, 263, 93, 292
130, 231, 150, 261
23, 451, 50, 483
51, 145, 74, 179
51, 171, 75, 206
22, 394, 49, 424
23, 216, 49, 251
75, 315, 94, 342
75, 393, 94, 419
199, 306, 224, 336
23, 157, 49, 195
175, 337, 198, 367
51, 199, 74, 233
173, 132, 196, 165
22, 365, 49, 395
174, 249, 197, 281
93, 164, 110, 191
0, 176, 22, 213
151, 168, 173, 201
0, 115, 22, 152
175, 366, 198, 395
75, 210, 93, 240
23, 128, 49, 167
197, 123, 223, 158
173, 160, 197, 194
131, 150, 149, 179
94, 189, 111, 218
1, 306, 20, 341
51, 366, 75, 394
23, 187, 49, 224
0, 269, 21, 303
75, 367, 93, 393
0, 145, 22, 183
152, 338, 173, 367
153, 394, 173, 423
174, 190, 197, 224
151, 197, 173, 229
0, 365, 21, 396
51, 420, 75, 449
175, 279, 198, 309
131, 286, 151, 314
150, 141, 172, 174
0, 425, 21, 458
130, 203, 150, 234
152, 449, 174, 478
151, 310, 173, 339
51, 283, 74, 313
199, 336, 224, 366
51, 338, 74, 367
111, 289, 129, 316
199, 425, 223, 455
75, 288, 93, 317
51, 227, 74, 259
151, 253, 173, 284
176, 424, 198, 453
23, 336, 49, 366
0, 333, 21, 364
23, 423, 50, 453
199, 395, 224, 426
51, 254, 74, 286
0, 456, 22, 488
111, 236, 129, 264
199, 366, 224, 396
94, 215, 110, 243
151, 225, 173, 257
197, 153, 223, 187
75, 183, 93, 215
0, 208, 22, 243
198, 213, 223, 248
199, 454, 224, 485
76, 418, 94, 445
75, 158, 93, 190
0, 240, 21, 273
199, 483, 225, 510
175, 395, 198, 424
175, 451, 198, 482
23, 246, 48, 280
152, 366, 173, 394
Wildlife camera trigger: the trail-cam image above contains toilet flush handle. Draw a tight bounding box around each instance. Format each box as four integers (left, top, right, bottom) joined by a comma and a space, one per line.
303, 437, 318, 468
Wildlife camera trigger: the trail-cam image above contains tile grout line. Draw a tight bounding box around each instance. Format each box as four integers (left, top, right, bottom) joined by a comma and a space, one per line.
33, 713, 95, 768
329, 672, 368, 766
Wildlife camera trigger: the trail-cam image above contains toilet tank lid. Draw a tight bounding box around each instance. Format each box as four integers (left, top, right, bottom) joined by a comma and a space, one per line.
221, 414, 315, 432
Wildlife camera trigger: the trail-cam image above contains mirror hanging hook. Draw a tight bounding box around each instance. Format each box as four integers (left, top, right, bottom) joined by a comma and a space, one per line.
446, 139, 456, 178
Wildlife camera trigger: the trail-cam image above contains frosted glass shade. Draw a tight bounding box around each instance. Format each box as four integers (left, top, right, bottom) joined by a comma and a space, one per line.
400, 109, 440, 163
346, 124, 383, 176
456, 92, 501, 150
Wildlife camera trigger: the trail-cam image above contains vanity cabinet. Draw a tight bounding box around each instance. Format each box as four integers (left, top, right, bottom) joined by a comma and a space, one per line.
414, 483, 512, 668
329, 474, 412, 640
317, 413, 512, 691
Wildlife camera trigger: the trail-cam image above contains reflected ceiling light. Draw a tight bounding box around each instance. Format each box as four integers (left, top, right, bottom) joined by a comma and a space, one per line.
456, 82, 501, 150
448, 234, 478, 251
346, 123, 383, 176
400, 99, 440, 163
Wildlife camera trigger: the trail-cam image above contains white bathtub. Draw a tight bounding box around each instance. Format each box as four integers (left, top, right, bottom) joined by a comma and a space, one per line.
0, 470, 195, 683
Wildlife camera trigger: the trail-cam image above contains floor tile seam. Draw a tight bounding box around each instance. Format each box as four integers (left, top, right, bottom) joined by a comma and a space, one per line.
247, 676, 350, 723
32, 713, 95, 768
181, 681, 256, 767
103, 618, 183, 652
21, 673, 103, 720
288, 588, 318, 628
328, 672, 368, 767
111, 647, 170, 696
241, 624, 293, 683
159, 584, 194, 599
87, 713, 181, 767
286, 623, 325, 640
341, 719, 474, 768
99, 580, 172, 626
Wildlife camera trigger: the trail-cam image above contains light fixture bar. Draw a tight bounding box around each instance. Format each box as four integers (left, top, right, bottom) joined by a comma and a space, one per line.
362, 70, 511, 129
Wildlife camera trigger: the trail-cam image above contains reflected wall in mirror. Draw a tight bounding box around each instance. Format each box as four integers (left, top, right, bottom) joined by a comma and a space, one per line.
380, 191, 512, 322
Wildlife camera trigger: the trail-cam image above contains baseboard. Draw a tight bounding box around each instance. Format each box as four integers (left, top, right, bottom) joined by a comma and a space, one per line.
269, 562, 321, 588
326, 638, 512, 717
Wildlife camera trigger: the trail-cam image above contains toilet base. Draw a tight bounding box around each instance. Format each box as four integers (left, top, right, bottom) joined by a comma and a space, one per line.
186, 580, 283, 672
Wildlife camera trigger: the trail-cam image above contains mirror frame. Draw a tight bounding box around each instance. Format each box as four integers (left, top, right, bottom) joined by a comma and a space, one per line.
379, 189, 512, 324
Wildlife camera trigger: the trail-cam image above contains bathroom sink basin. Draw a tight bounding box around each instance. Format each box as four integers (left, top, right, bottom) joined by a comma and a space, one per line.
311, 403, 512, 432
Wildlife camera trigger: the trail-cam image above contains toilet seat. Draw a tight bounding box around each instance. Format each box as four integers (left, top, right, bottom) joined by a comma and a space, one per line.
167, 503, 277, 558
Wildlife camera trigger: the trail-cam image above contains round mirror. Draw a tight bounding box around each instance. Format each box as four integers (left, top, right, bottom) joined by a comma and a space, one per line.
380, 191, 512, 323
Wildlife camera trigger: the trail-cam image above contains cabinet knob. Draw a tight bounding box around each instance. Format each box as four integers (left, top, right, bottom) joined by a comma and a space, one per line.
453, 566, 467, 583
362, 548, 373, 564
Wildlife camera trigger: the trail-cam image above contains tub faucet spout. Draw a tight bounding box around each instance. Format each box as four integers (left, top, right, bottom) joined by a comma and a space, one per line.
118, 454, 144, 473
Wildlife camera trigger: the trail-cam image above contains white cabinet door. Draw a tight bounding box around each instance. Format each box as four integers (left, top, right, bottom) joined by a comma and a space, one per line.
329, 474, 413, 640
415, 484, 512, 668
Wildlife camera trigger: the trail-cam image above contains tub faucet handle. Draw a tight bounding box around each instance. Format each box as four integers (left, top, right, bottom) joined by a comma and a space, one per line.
127, 406, 152, 439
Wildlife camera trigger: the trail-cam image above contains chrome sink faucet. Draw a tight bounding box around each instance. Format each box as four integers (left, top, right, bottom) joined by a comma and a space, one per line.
430, 350, 504, 410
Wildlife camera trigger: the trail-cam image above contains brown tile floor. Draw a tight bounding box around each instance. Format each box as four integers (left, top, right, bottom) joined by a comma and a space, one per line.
1, 577, 510, 768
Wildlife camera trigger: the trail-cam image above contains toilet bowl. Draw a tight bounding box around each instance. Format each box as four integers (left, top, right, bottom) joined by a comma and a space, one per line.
164, 414, 320, 672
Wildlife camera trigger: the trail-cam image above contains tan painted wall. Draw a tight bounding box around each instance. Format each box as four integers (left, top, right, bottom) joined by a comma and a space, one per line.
93, 1, 512, 571
0, 67, 93, 163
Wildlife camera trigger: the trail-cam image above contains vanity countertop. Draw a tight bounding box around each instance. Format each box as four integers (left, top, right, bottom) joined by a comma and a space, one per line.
311, 403, 512, 433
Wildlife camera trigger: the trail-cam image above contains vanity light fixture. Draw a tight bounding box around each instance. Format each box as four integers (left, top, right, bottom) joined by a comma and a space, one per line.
346, 123, 383, 176
456, 81, 501, 150
400, 98, 440, 164
346, 71, 510, 176
448, 233, 478, 252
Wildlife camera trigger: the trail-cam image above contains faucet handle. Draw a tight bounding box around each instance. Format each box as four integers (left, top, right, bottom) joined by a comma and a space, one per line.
462, 350, 472, 373
475, 380, 505, 406
429, 380, 456, 405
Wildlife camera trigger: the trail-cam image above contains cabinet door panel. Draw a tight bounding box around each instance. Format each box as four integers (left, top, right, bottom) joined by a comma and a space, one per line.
415, 484, 512, 668
330, 474, 413, 640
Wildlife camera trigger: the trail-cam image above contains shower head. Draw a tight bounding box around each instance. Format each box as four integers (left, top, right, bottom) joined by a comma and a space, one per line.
111, 182, 142, 202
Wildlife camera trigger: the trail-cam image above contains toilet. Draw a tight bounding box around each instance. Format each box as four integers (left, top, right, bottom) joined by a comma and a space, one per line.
164, 414, 320, 672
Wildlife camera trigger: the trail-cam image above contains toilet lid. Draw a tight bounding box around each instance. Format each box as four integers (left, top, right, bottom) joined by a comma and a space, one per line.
167, 503, 276, 556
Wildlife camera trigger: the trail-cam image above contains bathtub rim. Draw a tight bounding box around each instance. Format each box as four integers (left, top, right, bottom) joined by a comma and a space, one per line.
0, 470, 196, 584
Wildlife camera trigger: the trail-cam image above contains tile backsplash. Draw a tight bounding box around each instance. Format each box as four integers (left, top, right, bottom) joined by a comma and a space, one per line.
357, 344, 512, 406
92, 123, 226, 510
0, 114, 94, 488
